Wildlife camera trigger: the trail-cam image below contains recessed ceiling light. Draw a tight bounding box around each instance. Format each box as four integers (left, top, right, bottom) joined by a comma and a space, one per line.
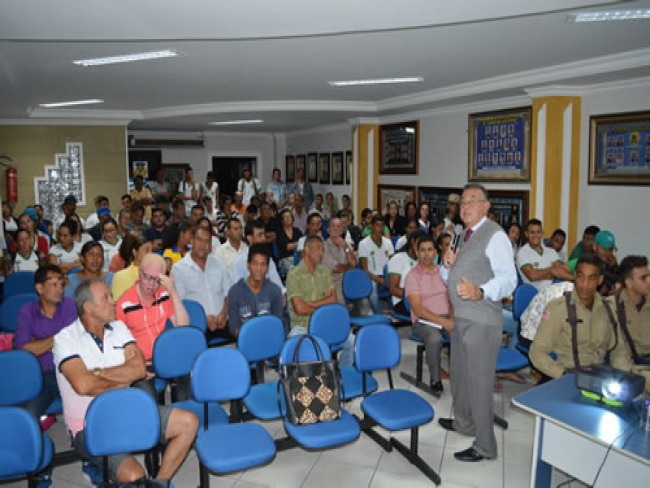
73, 50, 179, 67
38, 99, 104, 108
328, 77, 424, 87
209, 119, 264, 126
567, 9, 650, 23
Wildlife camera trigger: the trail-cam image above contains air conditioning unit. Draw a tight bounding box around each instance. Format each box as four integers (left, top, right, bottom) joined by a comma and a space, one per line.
128, 135, 205, 149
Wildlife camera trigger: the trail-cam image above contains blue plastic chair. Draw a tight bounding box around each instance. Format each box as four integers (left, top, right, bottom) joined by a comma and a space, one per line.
0, 293, 38, 333
355, 325, 440, 485
237, 315, 286, 419
152, 327, 228, 429
342, 269, 391, 327
84, 388, 160, 483
191, 348, 276, 487
512, 284, 538, 354
321, 219, 329, 240
383, 265, 411, 325
278, 335, 360, 449
0, 407, 54, 485
3, 271, 36, 298
308, 304, 378, 400
182, 299, 233, 347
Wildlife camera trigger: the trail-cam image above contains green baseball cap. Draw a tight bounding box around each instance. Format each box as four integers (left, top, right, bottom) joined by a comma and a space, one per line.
594, 230, 617, 250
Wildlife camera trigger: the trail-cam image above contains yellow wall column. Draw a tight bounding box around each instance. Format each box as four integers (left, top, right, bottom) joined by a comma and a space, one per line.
352, 123, 380, 222
529, 95, 581, 250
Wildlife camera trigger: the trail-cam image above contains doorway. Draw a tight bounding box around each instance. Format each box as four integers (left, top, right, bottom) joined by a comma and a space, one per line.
212, 157, 257, 202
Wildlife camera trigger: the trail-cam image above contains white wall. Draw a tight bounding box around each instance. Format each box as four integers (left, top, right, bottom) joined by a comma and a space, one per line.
578, 80, 650, 257
285, 124, 353, 209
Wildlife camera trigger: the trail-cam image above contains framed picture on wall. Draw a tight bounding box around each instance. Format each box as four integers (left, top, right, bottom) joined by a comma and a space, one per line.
345, 150, 352, 185
589, 110, 650, 185
380, 121, 419, 175
468, 106, 531, 182
377, 185, 416, 216
296, 154, 306, 178
286, 155, 296, 183
319, 153, 331, 184
486, 189, 529, 228
307, 152, 318, 183
331, 152, 344, 184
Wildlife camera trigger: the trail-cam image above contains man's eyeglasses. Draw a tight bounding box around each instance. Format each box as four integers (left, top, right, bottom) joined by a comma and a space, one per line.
140, 271, 161, 285
459, 199, 487, 207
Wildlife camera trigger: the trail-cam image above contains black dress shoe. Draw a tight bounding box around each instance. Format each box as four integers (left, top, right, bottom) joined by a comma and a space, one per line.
430, 380, 443, 396
438, 418, 456, 431
454, 447, 485, 462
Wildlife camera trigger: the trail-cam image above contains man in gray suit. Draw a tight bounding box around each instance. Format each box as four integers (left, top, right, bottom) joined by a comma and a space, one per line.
438, 183, 517, 462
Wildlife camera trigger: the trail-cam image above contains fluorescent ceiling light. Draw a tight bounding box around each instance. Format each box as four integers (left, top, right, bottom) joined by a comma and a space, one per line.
73, 50, 179, 67
567, 10, 650, 23
38, 99, 104, 108
328, 76, 423, 87
209, 119, 264, 126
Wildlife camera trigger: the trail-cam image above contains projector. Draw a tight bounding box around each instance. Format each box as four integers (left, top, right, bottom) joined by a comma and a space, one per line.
574, 365, 645, 406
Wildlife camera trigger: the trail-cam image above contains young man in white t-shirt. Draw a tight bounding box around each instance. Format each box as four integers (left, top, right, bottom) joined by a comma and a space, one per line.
516, 218, 572, 291
387, 230, 424, 314
48, 221, 81, 274
358, 214, 394, 312
237, 167, 261, 206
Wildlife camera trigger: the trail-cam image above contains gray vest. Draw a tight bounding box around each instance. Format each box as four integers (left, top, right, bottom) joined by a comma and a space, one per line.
448, 219, 502, 327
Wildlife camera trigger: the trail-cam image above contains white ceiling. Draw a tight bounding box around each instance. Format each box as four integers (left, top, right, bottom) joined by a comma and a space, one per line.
1, 0, 650, 133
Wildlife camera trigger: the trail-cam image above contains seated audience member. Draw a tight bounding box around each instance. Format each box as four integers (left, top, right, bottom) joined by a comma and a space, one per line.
266, 168, 287, 209
84, 195, 110, 230
162, 221, 192, 273
87, 206, 112, 241
546, 228, 566, 261
529, 254, 631, 382
434, 232, 452, 267
178, 167, 199, 215
215, 217, 248, 277
203, 195, 219, 224
324, 192, 338, 219
361, 210, 391, 238
54, 279, 198, 484
297, 212, 322, 257
99, 217, 122, 273
228, 244, 284, 338
359, 208, 373, 236
231, 220, 285, 294
131, 203, 148, 234
130, 175, 153, 218
405, 235, 454, 395
338, 209, 359, 249
417, 202, 433, 235
34, 204, 53, 243
404, 201, 418, 223
7, 228, 45, 273
53, 194, 84, 232
172, 226, 230, 339
385, 200, 407, 237
170, 198, 187, 226
215, 194, 240, 241
259, 201, 278, 243
443, 193, 463, 236
287, 236, 354, 366
276, 208, 303, 275
388, 230, 424, 315
16, 208, 49, 257
615, 255, 650, 390
231, 190, 248, 217
516, 219, 572, 291
149, 167, 172, 201
116, 253, 189, 362
68, 213, 93, 246
592, 230, 620, 296
199, 171, 219, 211
65, 241, 114, 297
144, 207, 169, 252
358, 214, 395, 313
188, 204, 205, 232
2, 201, 18, 238
117, 208, 135, 238
48, 221, 81, 274
16, 265, 77, 419
312, 193, 327, 218
111, 234, 153, 301
568, 224, 600, 260
196, 216, 221, 253
120, 193, 133, 211
394, 218, 419, 253
291, 194, 308, 234
507, 223, 522, 256
321, 217, 357, 304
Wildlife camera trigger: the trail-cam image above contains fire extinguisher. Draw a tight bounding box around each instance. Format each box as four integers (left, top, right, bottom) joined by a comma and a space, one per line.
6, 167, 17, 203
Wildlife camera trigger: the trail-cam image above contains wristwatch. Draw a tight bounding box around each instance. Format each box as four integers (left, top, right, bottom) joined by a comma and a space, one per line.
92, 367, 102, 377
344, 247, 351, 254
478, 287, 485, 300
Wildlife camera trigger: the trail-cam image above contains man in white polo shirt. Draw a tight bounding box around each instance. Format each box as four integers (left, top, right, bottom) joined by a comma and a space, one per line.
387, 230, 424, 315
358, 214, 394, 312
53, 279, 197, 484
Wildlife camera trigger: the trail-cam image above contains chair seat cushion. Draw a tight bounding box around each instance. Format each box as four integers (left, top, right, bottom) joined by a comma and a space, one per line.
172, 400, 229, 431
243, 381, 285, 420
361, 390, 433, 431
196, 423, 275, 474
349, 315, 391, 327
496, 348, 528, 372
0, 433, 52, 481
339, 367, 378, 400
284, 409, 360, 449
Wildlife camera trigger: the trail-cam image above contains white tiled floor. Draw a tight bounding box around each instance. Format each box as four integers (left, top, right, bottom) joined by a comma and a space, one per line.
5, 329, 591, 487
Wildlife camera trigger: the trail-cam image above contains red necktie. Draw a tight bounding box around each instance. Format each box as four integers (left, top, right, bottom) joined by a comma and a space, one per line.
464, 229, 473, 242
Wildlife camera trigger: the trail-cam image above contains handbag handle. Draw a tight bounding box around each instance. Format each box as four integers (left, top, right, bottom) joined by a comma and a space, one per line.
291, 334, 326, 367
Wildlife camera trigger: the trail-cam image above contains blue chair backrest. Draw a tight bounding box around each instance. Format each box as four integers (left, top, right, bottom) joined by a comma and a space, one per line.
342, 269, 372, 301
0, 293, 38, 333
293, 247, 300, 265
3, 272, 36, 298
355, 325, 401, 372
0, 350, 43, 406
153, 327, 207, 379
382, 264, 390, 294
272, 240, 280, 261
402, 293, 412, 313
279, 335, 332, 365
513, 284, 538, 322
308, 304, 350, 347
192, 348, 251, 402
0, 407, 44, 477
84, 388, 160, 457
182, 299, 208, 333
237, 315, 285, 363
321, 219, 329, 240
